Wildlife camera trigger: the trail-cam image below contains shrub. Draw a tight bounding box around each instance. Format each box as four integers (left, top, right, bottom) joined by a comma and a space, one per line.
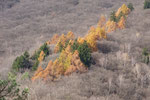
142, 48, 149, 64
23, 51, 29, 59
128, 3, 134, 11
32, 60, 39, 71
144, 0, 150, 9
12, 51, 31, 72
77, 41, 92, 67
0, 73, 28, 100
110, 11, 117, 22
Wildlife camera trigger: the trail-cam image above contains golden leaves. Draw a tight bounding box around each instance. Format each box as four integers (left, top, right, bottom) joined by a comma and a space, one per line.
38, 51, 45, 62
54, 32, 75, 53
77, 37, 85, 44
98, 15, 106, 27
47, 34, 60, 45
84, 25, 107, 51
105, 20, 117, 33
117, 16, 126, 29
32, 47, 87, 81
116, 4, 130, 17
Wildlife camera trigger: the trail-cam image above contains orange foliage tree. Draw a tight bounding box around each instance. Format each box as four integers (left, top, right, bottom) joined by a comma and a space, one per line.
38, 51, 45, 62
105, 20, 117, 33
117, 16, 126, 29
84, 25, 107, 51
32, 45, 87, 81
98, 15, 106, 28
54, 31, 75, 53
116, 4, 130, 17
47, 34, 60, 45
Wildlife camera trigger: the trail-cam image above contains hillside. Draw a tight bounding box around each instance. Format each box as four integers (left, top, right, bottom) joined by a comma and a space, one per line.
1, 0, 150, 100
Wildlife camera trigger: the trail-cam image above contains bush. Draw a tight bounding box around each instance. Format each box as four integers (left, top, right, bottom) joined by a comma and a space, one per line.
12, 51, 31, 72
128, 3, 134, 11
142, 48, 149, 64
110, 11, 117, 22
77, 41, 92, 67
0, 73, 28, 100
23, 51, 29, 59
144, 0, 150, 9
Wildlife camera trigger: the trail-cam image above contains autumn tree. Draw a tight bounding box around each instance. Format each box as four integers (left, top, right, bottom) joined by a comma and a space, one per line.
47, 34, 60, 45
98, 15, 106, 27
38, 51, 45, 62
116, 4, 130, 17
77, 41, 92, 67
105, 20, 117, 33
54, 32, 75, 53
117, 16, 126, 29
96, 26, 107, 39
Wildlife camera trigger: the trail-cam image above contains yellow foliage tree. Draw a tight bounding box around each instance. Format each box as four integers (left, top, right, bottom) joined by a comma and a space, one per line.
66, 31, 75, 39
116, 4, 130, 17
77, 37, 85, 44
38, 51, 45, 62
117, 16, 126, 29
32, 48, 87, 81
84, 25, 107, 51
96, 26, 107, 39
47, 34, 60, 45
54, 32, 75, 53
32, 66, 43, 81
85, 33, 98, 51
64, 50, 87, 75
105, 20, 117, 33
98, 15, 106, 28
84, 26, 97, 51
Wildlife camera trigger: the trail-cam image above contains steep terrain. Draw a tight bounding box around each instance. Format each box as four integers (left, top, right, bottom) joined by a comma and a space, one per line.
0, 0, 141, 72
1, 0, 150, 100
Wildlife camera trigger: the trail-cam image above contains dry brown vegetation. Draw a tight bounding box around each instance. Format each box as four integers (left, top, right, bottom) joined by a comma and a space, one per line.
1, 0, 150, 100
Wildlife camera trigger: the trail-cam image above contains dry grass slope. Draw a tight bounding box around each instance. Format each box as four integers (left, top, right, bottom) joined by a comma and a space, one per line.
1, 0, 150, 100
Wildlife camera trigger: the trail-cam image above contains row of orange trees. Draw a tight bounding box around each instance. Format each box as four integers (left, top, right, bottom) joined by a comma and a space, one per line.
32, 4, 131, 81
